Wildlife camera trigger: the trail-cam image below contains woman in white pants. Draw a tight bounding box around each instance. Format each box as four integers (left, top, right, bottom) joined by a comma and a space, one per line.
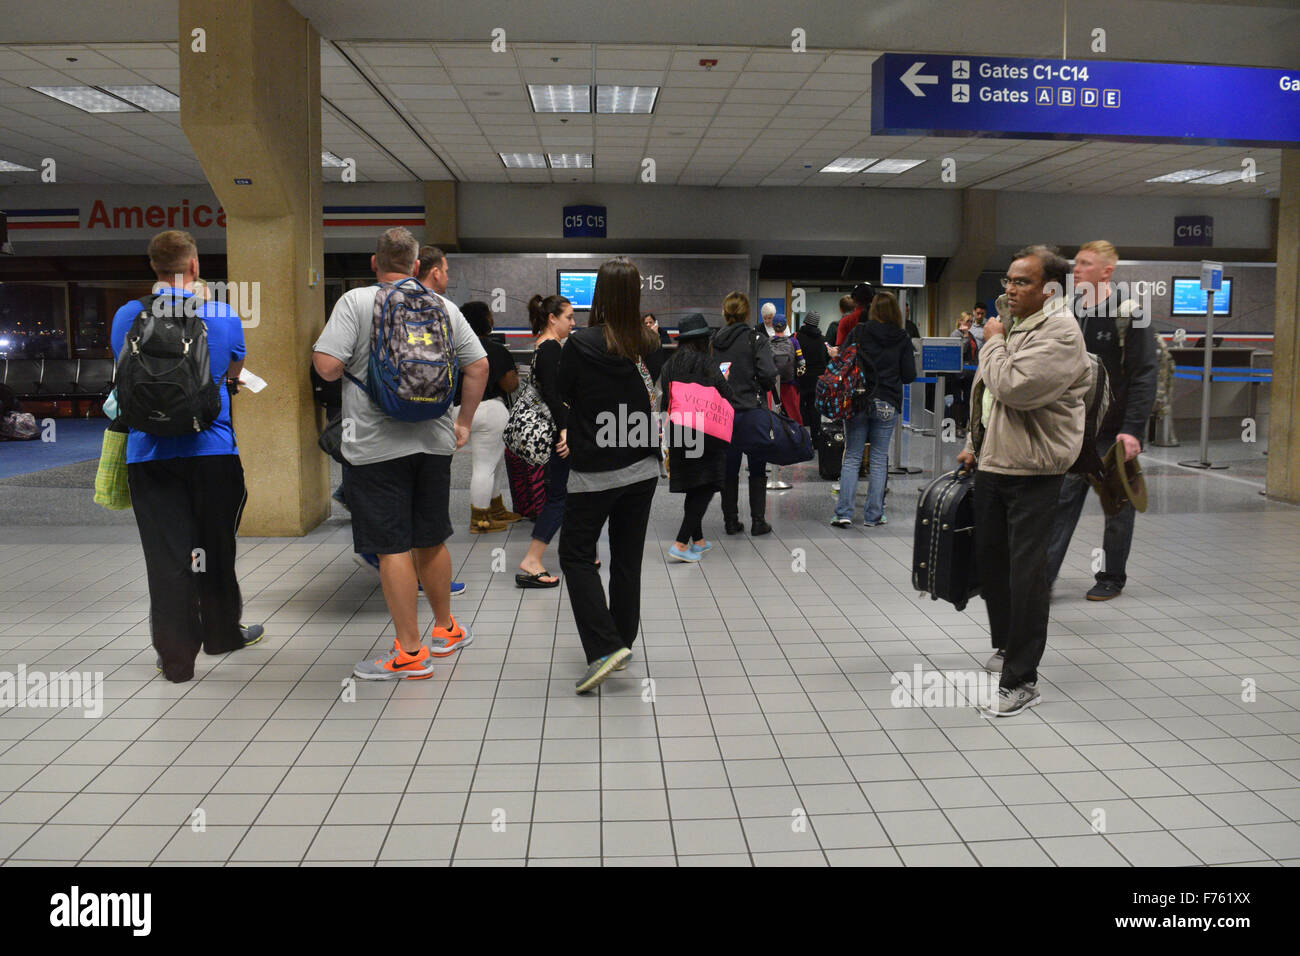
460, 301, 522, 532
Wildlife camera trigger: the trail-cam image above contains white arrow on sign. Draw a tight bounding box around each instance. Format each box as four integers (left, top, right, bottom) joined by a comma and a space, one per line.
900, 61, 939, 97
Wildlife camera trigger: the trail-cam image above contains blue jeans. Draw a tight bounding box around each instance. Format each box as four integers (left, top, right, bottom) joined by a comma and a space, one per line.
835, 399, 896, 523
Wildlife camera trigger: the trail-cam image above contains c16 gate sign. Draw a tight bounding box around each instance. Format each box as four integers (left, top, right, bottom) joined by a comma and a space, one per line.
871, 53, 1300, 148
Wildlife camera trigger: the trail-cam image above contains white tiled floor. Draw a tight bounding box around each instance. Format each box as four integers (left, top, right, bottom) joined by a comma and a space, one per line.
0, 440, 1297, 866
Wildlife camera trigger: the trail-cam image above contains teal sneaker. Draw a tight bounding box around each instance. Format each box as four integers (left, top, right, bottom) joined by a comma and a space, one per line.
575, 647, 632, 694
614, 651, 632, 672
668, 544, 701, 563
689, 540, 712, 554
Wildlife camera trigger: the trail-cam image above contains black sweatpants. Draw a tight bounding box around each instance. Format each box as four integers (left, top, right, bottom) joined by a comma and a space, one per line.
799, 385, 820, 447
675, 486, 715, 544
559, 476, 657, 664
973, 470, 1064, 690
127, 454, 247, 682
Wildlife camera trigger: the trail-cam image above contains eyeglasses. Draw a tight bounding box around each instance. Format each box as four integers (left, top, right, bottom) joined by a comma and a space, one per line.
1000, 276, 1036, 289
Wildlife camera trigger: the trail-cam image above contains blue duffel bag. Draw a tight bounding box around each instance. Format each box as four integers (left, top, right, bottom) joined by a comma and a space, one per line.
731, 403, 814, 466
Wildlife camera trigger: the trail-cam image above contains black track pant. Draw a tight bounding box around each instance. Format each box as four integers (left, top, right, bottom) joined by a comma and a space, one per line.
127, 454, 247, 682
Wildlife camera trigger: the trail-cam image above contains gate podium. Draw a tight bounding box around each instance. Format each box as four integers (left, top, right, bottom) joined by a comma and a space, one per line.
919, 338, 964, 473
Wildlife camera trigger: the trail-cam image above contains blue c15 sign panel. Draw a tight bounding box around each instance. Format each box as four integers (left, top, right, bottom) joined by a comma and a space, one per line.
871, 53, 1300, 147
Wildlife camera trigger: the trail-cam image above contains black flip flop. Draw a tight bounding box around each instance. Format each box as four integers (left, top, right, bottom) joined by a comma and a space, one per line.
516, 570, 560, 589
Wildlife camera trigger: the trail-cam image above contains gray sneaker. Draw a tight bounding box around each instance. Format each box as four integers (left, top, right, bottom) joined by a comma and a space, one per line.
614, 651, 632, 671
984, 649, 1005, 673
982, 682, 1040, 717
575, 647, 632, 694
353, 642, 435, 681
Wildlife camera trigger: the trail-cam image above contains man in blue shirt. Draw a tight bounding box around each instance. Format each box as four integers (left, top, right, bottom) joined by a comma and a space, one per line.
110, 230, 263, 682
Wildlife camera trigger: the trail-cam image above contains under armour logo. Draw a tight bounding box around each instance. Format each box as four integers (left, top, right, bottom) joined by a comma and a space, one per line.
407, 332, 433, 345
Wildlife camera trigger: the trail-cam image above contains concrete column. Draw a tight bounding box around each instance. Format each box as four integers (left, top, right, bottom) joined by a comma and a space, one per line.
425, 181, 458, 250
179, 0, 328, 535
1266, 149, 1300, 503
936, 189, 997, 331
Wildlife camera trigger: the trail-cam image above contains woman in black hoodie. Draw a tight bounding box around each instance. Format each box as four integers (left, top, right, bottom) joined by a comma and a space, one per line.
658, 313, 737, 562
557, 257, 662, 694
709, 292, 778, 536
831, 292, 917, 529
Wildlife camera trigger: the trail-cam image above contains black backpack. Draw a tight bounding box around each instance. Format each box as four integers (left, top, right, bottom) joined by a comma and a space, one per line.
115, 294, 222, 436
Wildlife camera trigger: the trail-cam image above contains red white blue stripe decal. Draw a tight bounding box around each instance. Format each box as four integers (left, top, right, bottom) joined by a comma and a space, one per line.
5, 207, 80, 229
322, 205, 424, 228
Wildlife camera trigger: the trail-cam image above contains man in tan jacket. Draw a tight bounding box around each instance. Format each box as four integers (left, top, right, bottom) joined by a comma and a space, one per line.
958, 245, 1092, 716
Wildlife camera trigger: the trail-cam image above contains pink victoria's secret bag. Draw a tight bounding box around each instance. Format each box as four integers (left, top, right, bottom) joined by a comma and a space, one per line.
666, 380, 734, 443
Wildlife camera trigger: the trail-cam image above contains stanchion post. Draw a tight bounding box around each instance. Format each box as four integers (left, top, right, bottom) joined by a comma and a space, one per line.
1179, 273, 1228, 471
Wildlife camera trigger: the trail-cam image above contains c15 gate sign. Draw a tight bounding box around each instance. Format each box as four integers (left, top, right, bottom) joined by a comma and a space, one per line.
871, 53, 1300, 148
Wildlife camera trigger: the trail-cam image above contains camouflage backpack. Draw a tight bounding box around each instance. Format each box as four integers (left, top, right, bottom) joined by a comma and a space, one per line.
1115, 305, 1175, 418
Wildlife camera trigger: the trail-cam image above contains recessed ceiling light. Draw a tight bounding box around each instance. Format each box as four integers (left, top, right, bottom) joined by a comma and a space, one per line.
0, 160, 36, 172
864, 159, 925, 174
1190, 170, 1245, 185
100, 85, 179, 112
31, 86, 138, 113
820, 157, 877, 173
1145, 168, 1220, 183
596, 85, 658, 114
548, 153, 593, 169
499, 152, 547, 168
528, 84, 591, 113
321, 151, 348, 168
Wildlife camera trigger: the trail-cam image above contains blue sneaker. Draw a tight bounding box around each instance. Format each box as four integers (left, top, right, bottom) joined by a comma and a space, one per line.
354, 554, 463, 594
689, 540, 712, 554
575, 647, 632, 694
668, 544, 701, 563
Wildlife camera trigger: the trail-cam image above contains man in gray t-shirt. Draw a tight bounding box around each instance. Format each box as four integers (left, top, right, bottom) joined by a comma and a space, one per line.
312, 229, 488, 683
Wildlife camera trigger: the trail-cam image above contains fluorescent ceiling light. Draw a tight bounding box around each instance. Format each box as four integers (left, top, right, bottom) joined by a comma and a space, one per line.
0, 160, 36, 172
820, 157, 877, 173
529, 84, 591, 113
100, 85, 179, 112
499, 152, 548, 168
321, 150, 348, 168
1190, 170, 1245, 185
596, 85, 658, 114
31, 86, 139, 113
1145, 168, 1219, 183
864, 159, 925, 174
548, 153, 593, 169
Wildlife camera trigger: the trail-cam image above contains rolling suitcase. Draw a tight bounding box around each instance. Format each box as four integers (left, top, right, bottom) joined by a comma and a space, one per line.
817, 419, 844, 479
504, 447, 545, 520
912, 468, 980, 611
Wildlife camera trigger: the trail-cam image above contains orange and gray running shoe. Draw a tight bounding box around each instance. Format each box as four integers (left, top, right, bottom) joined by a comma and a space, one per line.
353, 640, 435, 680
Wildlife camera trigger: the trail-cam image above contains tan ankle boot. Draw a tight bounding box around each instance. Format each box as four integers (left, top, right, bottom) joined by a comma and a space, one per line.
489, 494, 523, 523
471, 506, 509, 534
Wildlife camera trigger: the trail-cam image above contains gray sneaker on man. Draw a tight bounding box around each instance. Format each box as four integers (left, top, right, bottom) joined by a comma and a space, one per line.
982, 682, 1040, 717
984, 649, 1005, 673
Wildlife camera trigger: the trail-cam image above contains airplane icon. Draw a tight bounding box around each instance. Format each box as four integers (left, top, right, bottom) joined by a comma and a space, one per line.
952, 84, 970, 103
953, 60, 970, 79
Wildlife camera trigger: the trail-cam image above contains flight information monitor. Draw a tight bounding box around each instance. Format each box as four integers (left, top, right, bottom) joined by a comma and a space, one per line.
557, 270, 598, 310
1171, 277, 1232, 316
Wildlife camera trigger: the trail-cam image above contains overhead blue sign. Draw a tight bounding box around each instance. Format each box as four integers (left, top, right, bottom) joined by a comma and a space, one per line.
563, 204, 606, 238
881, 255, 926, 288
871, 53, 1300, 147
1174, 215, 1214, 247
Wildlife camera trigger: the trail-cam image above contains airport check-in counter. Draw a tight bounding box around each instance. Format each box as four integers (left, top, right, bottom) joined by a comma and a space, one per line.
1168, 346, 1269, 438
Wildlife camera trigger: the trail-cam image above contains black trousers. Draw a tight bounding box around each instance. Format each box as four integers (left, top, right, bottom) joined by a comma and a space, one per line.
559, 477, 657, 664
127, 454, 247, 682
973, 470, 1064, 690
675, 487, 715, 544
722, 443, 766, 524
798, 384, 820, 447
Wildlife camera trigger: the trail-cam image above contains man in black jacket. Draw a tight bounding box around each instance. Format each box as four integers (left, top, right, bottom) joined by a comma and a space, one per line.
1045, 241, 1158, 601
795, 311, 829, 446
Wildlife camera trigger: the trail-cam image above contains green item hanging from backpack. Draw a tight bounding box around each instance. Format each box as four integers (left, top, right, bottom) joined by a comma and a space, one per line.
93, 420, 132, 511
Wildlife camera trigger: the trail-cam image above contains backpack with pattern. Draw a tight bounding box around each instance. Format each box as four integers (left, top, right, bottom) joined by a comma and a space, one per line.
814, 335, 877, 421
345, 278, 459, 422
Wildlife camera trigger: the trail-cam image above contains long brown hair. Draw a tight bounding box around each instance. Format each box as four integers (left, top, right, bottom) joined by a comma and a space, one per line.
869, 291, 904, 328
591, 256, 657, 360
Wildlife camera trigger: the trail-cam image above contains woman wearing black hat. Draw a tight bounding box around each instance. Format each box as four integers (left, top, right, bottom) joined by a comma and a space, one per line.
658, 314, 738, 562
